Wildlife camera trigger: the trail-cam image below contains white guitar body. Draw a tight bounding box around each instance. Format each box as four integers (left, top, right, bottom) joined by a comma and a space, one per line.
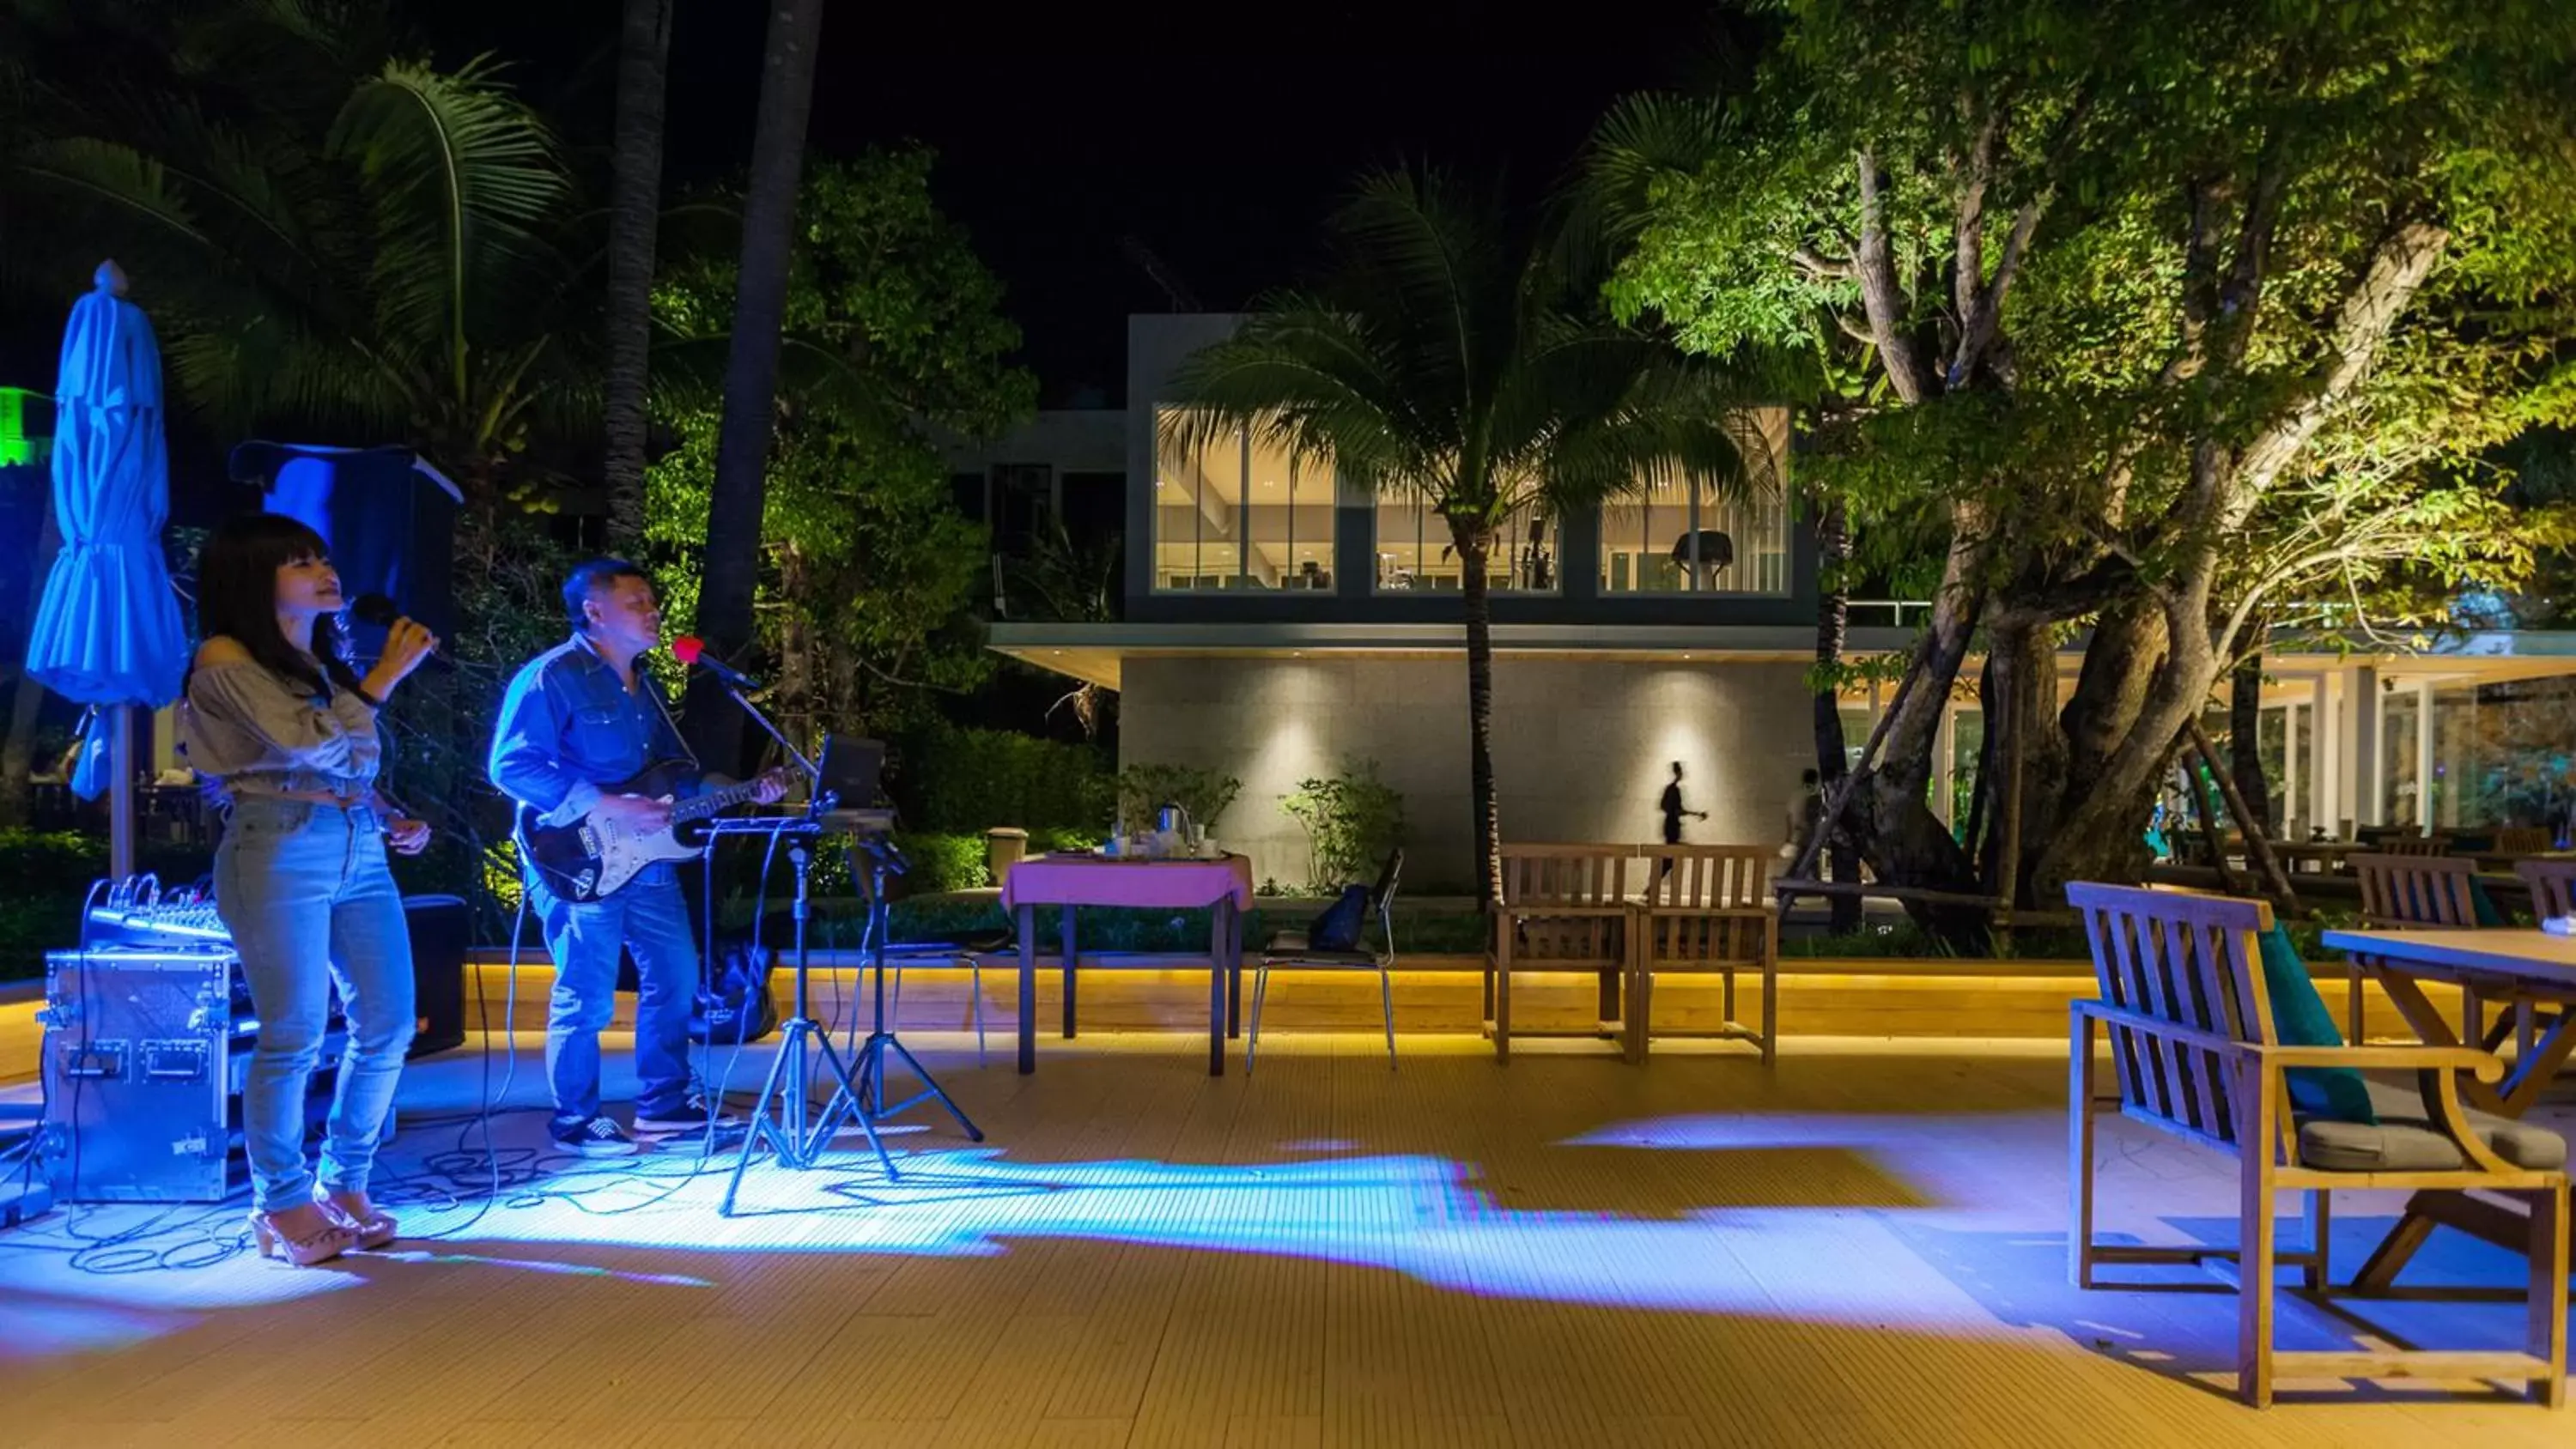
574, 797, 698, 901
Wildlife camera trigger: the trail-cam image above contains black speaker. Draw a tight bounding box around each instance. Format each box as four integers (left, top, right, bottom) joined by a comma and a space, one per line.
403, 894, 469, 1058
232, 440, 461, 639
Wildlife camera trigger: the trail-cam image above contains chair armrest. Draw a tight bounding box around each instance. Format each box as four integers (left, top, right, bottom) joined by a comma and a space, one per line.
2245, 1041, 2506, 1082
2070, 1000, 2241, 1057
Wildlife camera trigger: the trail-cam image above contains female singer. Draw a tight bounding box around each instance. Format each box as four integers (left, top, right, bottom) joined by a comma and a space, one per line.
179, 514, 439, 1265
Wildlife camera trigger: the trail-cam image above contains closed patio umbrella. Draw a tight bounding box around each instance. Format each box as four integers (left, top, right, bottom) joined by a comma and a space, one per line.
24, 262, 188, 879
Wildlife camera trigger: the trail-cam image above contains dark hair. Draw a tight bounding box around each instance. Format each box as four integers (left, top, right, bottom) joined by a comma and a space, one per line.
1670, 761, 1685, 779
190, 512, 360, 699
563, 557, 652, 632
1801, 768, 1820, 785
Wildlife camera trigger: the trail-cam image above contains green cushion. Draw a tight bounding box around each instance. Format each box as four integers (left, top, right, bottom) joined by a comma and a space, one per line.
2257, 924, 2378, 1125
2469, 875, 2506, 926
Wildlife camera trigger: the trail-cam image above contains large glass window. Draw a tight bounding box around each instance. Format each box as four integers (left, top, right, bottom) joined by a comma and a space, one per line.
1599, 409, 1792, 596
1601, 479, 1790, 594
1372, 491, 1555, 592
1152, 408, 1335, 591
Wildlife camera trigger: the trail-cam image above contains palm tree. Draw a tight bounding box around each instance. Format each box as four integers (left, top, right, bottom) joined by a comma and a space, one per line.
684, 0, 826, 771
3, 18, 580, 510
1161, 169, 1770, 910
602, 0, 677, 549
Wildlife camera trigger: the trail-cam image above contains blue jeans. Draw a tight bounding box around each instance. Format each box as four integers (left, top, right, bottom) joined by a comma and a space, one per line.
214, 796, 416, 1212
534, 865, 699, 1126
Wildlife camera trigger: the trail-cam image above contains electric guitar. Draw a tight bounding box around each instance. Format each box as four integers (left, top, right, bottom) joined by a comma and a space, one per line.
516, 760, 791, 903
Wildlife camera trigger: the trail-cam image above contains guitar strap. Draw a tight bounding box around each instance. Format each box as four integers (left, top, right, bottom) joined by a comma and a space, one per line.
631, 650, 701, 776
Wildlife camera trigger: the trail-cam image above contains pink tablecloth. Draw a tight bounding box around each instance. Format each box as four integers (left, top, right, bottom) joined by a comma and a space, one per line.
1001, 854, 1255, 912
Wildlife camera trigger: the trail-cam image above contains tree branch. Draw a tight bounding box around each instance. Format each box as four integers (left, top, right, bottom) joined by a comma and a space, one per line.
1953, 197, 2043, 389
1856, 149, 1937, 404
1952, 110, 1999, 327
2230, 220, 2451, 518
1793, 246, 1856, 280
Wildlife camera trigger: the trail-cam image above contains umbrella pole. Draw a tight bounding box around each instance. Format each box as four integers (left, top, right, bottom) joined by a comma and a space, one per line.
110, 706, 134, 880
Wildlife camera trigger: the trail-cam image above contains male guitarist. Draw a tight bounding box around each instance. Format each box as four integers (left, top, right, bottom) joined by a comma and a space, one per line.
489, 558, 787, 1155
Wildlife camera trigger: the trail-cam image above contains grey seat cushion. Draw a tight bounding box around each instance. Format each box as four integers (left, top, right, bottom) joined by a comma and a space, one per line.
1261, 933, 1379, 967
2297, 1076, 2568, 1173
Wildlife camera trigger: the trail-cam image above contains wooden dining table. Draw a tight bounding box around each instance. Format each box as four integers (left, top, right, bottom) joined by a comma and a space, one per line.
999, 852, 1255, 1077
2319, 925, 2576, 1290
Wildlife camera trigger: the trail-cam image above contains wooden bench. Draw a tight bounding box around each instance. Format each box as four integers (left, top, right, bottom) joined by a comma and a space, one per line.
1490, 845, 1633, 1062
2068, 882, 2567, 1408
1631, 845, 1777, 1064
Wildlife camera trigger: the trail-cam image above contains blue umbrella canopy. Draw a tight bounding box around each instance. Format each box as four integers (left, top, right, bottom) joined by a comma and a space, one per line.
25, 262, 187, 710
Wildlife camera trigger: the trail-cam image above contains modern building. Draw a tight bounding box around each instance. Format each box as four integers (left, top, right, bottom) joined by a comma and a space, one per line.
990, 316, 2576, 890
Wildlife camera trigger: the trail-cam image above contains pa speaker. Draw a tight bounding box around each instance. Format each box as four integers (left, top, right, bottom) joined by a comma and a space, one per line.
403, 893, 469, 1058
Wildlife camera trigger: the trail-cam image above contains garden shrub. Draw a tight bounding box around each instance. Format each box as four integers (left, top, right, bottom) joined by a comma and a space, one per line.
898, 723, 1115, 834
1114, 763, 1241, 837
1281, 758, 1406, 891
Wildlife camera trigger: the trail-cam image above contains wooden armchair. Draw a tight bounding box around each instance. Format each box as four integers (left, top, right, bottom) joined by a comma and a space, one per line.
2068, 882, 2566, 1408
2351, 852, 2494, 1046
2519, 857, 2576, 919
1631, 845, 1777, 1064
2494, 826, 2555, 856
2377, 834, 2455, 857
1490, 845, 1634, 1062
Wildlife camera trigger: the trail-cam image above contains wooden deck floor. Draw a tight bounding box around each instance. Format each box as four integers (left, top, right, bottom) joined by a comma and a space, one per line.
2, 1029, 2569, 1446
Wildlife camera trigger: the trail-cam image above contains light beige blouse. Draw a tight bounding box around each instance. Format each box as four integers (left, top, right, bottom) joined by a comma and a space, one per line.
179, 656, 381, 799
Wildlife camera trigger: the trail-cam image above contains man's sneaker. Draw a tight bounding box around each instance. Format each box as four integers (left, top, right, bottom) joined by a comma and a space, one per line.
550, 1116, 640, 1157
633, 1092, 740, 1135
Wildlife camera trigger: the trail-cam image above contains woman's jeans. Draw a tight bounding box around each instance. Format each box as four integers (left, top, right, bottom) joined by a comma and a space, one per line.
213, 796, 415, 1212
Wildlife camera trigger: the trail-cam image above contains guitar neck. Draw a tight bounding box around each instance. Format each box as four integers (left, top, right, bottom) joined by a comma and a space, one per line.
669, 779, 768, 826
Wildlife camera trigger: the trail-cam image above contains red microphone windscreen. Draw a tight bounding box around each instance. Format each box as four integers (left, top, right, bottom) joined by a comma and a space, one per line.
671, 635, 705, 664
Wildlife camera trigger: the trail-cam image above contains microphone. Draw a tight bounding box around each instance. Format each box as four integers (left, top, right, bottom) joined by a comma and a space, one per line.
671, 635, 762, 689
349, 594, 446, 664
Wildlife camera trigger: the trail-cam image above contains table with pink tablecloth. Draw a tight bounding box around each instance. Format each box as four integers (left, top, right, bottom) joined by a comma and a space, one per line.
1001, 854, 1255, 1076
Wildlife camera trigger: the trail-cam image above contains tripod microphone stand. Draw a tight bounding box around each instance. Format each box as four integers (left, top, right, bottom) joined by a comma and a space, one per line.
834, 840, 984, 1142
717, 825, 897, 1217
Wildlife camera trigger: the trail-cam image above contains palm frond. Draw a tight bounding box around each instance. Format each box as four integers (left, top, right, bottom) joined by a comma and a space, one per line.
331, 56, 572, 385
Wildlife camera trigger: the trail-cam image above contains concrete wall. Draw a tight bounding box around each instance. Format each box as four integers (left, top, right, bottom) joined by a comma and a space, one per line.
1119, 654, 1815, 891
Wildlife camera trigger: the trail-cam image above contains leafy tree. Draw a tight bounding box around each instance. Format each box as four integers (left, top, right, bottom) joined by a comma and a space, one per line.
1598, 0, 2576, 934
647, 149, 1036, 749
1163, 168, 1772, 910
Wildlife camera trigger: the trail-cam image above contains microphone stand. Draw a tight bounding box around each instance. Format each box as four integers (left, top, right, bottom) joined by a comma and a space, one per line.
718, 679, 821, 797
701, 664, 900, 1216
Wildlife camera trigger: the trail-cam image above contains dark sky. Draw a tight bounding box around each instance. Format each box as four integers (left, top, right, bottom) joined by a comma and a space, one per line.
431, 0, 1741, 404
0, 3, 1741, 407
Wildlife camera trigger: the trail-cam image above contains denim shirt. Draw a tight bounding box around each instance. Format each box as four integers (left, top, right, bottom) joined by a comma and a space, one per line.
488, 634, 696, 829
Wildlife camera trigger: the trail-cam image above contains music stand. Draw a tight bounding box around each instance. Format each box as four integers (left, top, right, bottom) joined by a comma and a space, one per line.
717, 818, 897, 1218
807, 733, 983, 1143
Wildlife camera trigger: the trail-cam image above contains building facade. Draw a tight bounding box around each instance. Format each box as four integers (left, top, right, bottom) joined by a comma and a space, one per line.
990, 316, 2576, 891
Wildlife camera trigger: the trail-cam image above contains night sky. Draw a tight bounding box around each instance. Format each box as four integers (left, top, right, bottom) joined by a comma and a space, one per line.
430, 0, 1743, 403
0, 2, 1742, 410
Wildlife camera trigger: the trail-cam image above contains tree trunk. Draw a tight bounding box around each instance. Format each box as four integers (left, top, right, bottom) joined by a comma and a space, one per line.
1809, 497, 1860, 932
1836, 521, 1990, 946
683, 0, 827, 773
1981, 615, 2063, 911
1450, 519, 1503, 913
2230, 646, 2270, 835
602, 0, 674, 551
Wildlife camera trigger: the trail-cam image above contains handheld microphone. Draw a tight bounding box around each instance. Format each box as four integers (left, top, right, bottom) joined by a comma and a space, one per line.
350, 593, 446, 663
671, 635, 763, 689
